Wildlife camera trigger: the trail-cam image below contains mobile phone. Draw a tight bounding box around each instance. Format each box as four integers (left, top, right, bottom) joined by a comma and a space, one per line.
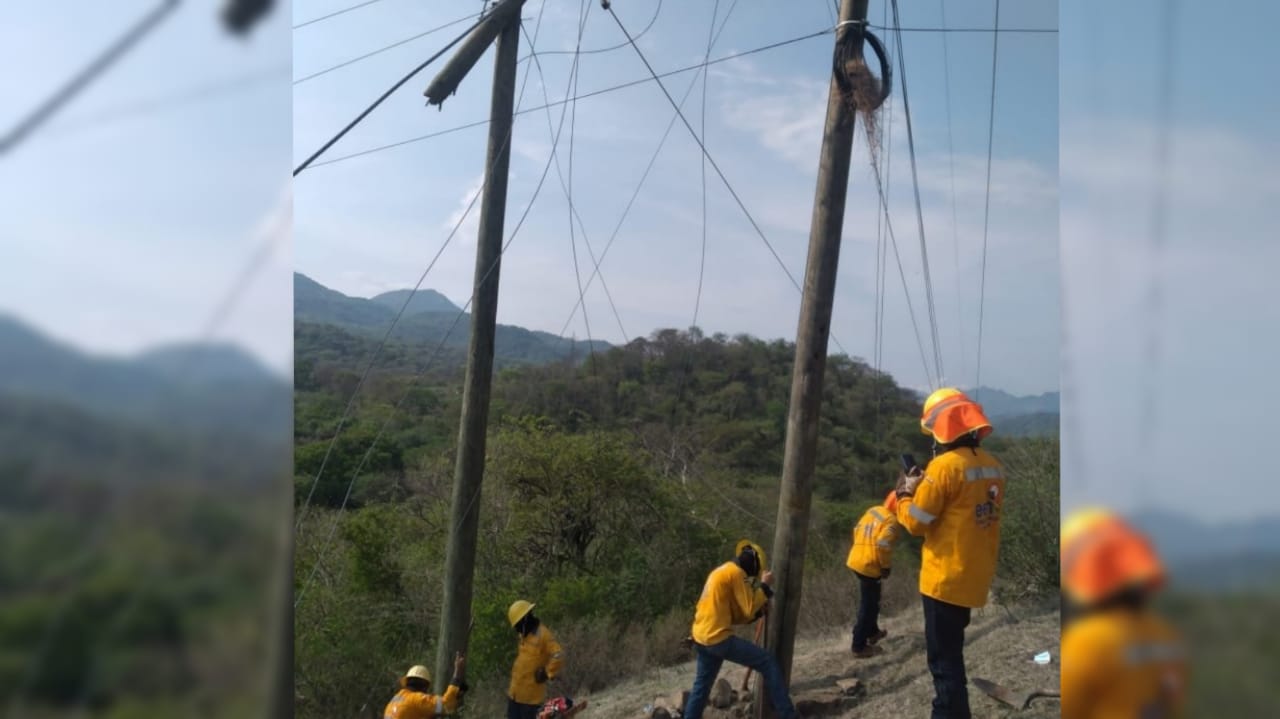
900, 453, 919, 474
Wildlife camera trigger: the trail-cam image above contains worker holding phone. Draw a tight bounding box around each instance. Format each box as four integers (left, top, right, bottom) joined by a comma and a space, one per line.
894, 388, 1006, 719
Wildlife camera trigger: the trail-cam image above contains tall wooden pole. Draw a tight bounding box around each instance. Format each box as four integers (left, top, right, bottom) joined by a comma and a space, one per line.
760, 0, 869, 715
434, 10, 521, 686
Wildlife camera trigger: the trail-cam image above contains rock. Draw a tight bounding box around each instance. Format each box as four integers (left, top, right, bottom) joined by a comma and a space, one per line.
658, 690, 689, 712
835, 677, 864, 696
711, 678, 734, 708
795, 688, 852, 716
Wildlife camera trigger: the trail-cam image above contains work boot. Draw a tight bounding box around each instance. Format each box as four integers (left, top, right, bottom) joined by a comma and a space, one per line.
867, 629, 888, 645
852, 644, 883, 659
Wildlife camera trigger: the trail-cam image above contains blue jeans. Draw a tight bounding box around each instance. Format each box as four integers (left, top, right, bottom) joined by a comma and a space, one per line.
922, 594, 972, 719
683, 635, 798, 719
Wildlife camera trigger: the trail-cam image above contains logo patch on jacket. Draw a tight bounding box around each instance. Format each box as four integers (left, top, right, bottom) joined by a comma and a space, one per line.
975, 483, 1001, 528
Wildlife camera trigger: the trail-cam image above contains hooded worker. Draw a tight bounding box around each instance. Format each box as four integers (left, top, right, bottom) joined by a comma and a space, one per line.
382, 652, 468, 718
506, 600, 565, 719
1060, 508, 1188, 719
893, 387, 1005, 719
682, 540, 802, 719
845, 490, 901, 657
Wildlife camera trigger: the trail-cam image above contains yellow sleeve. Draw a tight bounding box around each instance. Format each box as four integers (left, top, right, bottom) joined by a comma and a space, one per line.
897, 468, 951, 536
544, 629, 565, 679
438, 684, 462, 714
874, 518, 897, 568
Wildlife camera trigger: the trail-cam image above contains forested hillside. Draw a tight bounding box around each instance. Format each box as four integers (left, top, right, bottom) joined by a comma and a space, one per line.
293, 327, 1060, 717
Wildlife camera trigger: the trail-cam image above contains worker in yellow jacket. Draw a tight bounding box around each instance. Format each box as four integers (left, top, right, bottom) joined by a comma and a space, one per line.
383, 652, 468, 718
682, 540, 801, 719
846, 490, 901, 657
894, 387, 1005, 719
506, 600, 565, 719
1061, 508, 1188, 719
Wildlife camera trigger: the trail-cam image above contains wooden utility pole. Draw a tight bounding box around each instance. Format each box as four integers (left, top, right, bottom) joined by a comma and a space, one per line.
431, 0, 526, 687
760, 0, 870, 715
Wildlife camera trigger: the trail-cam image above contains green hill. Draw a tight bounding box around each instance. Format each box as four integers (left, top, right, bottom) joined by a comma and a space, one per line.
294, 273, 608, 365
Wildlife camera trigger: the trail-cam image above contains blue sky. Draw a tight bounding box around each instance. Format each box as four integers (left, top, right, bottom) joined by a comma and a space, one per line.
1060, 0, 1280, 520
293, 0, 1059, 397
0, 2, 291, 375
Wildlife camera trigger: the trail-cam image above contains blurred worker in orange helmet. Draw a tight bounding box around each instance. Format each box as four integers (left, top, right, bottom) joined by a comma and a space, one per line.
893, 387, 1005, 719
845, 490, 901, 657
1061, 508, 1188, 719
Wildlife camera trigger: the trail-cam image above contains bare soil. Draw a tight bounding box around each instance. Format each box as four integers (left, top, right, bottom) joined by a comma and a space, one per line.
572, 599, 1060, 719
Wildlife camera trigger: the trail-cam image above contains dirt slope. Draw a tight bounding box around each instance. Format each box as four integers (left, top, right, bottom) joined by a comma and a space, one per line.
575, 599, 1060, 719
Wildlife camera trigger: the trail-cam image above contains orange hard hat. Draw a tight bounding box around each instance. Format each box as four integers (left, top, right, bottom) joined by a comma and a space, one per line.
884, 490, 898, 514
920, 387, 993, 444
1061, 508, 1166, 605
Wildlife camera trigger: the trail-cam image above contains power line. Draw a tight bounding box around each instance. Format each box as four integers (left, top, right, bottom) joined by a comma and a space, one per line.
975, 0, 1001, 400
604, 8, 805, 325
693, 0, 725, 331
867, 124, 937, 394
292, 13, 486, 175
293, 12, 483, 85
868, 24, 1056, 33
294, 5, 552, 533
518, 25, 631, 344
293, 0, 389, 30
296, 18, 581, 610
889, 0, 945, 387
0, 0, 180, 156
307, 28, 835, 170
556, 0, 744, 340
937, 0, 968, 386
518, 0, 664, 58
562, 0, 599, 368
38, 65, 288, 138
606, 6, 851, 357
1137, 0, 1179, 503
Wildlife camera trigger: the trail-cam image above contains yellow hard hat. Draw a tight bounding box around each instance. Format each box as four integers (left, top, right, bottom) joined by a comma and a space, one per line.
405, 665, 431, 683
734, 539, 767, 571
919, 387, 993, 443
508, 599, 535, 627
921, 387, 964, 417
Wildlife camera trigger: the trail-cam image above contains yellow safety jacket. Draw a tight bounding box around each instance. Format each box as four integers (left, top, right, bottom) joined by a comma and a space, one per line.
383, 684, 462, 718
691, 561, 768, 646
1062, 609, 1188, 719
896, 447, 1005, 608
846, 504, 899, 578
508, 624, 564, 706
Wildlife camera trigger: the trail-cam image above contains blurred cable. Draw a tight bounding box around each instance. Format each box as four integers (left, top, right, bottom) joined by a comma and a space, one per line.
0, 0, 180, 157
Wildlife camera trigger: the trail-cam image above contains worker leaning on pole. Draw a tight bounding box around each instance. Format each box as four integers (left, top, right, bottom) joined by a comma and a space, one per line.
1060, 508, 1188, 719
845, 490, 901, 657
383, 652, 469, 718
506, 599, 565, 719
682, 540, 802, 719
893, 387, 1006, 719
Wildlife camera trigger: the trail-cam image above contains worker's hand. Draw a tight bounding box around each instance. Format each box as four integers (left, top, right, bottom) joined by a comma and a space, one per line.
880, 567, 891, 580
453, 652, 466, 676
534, 667, 549, 684
761, 570, 774, 587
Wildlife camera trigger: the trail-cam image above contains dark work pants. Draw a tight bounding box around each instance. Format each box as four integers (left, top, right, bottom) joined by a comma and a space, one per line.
921, 594, 972, 719
851, 571, 883, 650
507, 698, 540, 719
